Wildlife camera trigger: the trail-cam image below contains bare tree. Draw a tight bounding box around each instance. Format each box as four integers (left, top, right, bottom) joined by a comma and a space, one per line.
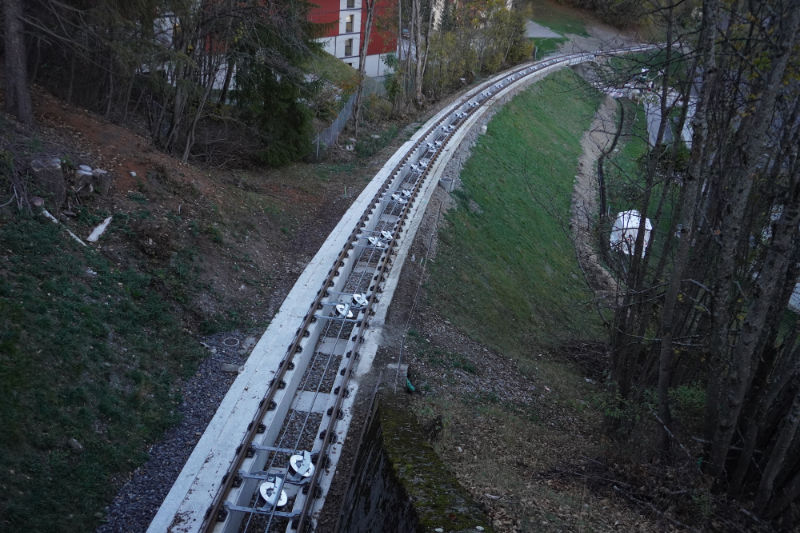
604, 0, 800, 521
3, 0, 34, 124
353, 0, 377, 138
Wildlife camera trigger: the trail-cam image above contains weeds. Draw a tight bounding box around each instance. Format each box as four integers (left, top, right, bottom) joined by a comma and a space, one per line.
527, 0, 589, 36
532, 37, 568, 57
408, 332, 477, 374
0, 214, 204, 532
428, 70, 603, 360
355, 125, 399, 158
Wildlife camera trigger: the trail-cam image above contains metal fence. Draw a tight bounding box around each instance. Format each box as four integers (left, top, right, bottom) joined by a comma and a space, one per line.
313, 78, 386, 158
314, 92, 356, 158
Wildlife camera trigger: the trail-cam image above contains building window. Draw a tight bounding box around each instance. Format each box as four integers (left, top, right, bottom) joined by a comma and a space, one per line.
345, 38, 353, 57
347, 0, 354, 8
345, 14, 353, 33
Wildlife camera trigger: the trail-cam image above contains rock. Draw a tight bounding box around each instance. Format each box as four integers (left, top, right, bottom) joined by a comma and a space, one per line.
75, 168, 112, 197
242, 336, 257, 350
92, 169, 112, 195
30, 157, 66, 209
74, 170, 95, 196
220, 363, 242, 373
79, 164, 92, 172
422, 414, 443, 441
68, 438, 84, 452
87, 216, 113, 243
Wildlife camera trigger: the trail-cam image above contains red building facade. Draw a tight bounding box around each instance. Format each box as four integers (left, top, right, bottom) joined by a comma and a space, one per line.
308, 0, 397, 77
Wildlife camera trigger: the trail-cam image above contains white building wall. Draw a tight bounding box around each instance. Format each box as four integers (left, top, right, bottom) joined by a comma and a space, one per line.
338, 9, 361, 35
790, 284, 800, 313
318, 36, 336, 55
364, 53, 394, 77
314, 0, 400, 77
334, 35, 361, 64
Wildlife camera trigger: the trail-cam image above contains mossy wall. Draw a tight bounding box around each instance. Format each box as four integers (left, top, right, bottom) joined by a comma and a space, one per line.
337, 394, 492, 533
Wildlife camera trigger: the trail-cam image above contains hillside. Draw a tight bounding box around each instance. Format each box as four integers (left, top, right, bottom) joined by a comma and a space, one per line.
4, 1, 797, 531
0, 3, 638, 531
0, 72, 409, 529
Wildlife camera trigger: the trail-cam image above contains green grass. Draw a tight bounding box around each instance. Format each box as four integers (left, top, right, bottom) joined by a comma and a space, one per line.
0, 215, 204, 532
606, 98, 649, 210
406, 330, 477, 374
355, 124, 400, 158
427, 70, 603, 361
532, 37, 568, 58
527, 0, 589, 36
303, 49, 360, 94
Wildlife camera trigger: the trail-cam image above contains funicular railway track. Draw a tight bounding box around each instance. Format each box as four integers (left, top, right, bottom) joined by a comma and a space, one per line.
149, 46, 653, 533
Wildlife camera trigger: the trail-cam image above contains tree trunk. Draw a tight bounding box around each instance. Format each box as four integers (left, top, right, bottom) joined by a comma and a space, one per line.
67, 55, 76, 105
414, 0, 434, 105
217, 58, 235, 105
412, 0, 422, 104
707, 5, 800, 477
404, 0, 416, 108
3, 0, 33, 124
655, 0, 718, 454
755, 391, 800, 512
182, 60, 220, 163
767, 459, 800, 519
352, 0, 376, 139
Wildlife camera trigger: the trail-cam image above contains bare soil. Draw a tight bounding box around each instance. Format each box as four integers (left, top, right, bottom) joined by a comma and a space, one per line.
571, 94, 619, 303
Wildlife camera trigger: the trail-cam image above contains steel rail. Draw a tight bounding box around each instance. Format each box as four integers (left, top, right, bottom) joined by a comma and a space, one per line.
193, 45, 654, 533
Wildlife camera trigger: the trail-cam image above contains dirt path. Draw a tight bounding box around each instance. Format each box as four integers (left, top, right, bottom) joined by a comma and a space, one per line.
571, 94, 619, 300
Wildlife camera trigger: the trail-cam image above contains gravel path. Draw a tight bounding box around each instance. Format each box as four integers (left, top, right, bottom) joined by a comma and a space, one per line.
525, 20, 562, 39
571, 94, 619, 301
97, 332, 257, 533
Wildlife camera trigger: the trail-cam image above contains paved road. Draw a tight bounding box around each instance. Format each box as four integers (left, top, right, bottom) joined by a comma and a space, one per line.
525, 20, 562, 39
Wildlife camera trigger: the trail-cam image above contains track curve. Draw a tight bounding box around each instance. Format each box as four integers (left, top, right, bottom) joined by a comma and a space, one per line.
148, 45, 653, 533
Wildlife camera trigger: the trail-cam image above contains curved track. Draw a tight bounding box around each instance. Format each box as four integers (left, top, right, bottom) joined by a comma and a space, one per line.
149, 45, 653, 533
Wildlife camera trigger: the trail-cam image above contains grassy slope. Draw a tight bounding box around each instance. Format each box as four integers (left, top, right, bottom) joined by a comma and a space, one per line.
428, 69, 603, 361
0, 77, 388, 530
531, 37, 568, 58
410, 69, 655, 531
526, 0, 585, 58
0, 217, 202, 532
527, 0, 589, 36
304, 49, 360, 93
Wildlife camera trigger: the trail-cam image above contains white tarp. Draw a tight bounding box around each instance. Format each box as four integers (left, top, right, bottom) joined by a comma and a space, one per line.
610, 209, 653, 257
